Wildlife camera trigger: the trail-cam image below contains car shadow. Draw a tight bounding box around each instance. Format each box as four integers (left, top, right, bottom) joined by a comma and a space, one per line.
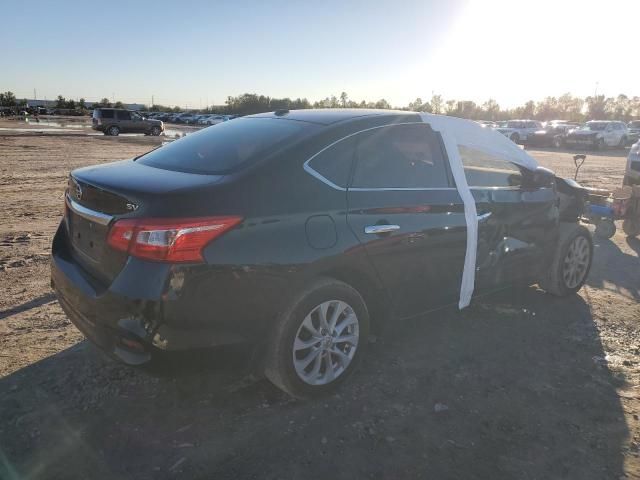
0, 293, 57, 320
0, 288, 629, 479
587, 233, 640, 301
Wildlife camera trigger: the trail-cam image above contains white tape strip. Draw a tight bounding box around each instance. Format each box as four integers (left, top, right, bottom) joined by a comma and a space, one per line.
440, 130, 478, 309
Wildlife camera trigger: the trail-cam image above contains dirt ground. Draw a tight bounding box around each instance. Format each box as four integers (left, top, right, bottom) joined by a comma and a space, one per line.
1, 125, 639, 479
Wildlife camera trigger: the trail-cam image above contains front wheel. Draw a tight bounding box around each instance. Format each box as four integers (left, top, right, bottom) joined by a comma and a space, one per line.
595, 138, 605, 151
540, 224, 593, 296
510, 133, 520, 144
264, 278, 369, 398
151, 126, 161, 136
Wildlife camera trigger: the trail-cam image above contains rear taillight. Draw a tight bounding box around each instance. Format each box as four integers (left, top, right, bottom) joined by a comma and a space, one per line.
107, 216, 243, 263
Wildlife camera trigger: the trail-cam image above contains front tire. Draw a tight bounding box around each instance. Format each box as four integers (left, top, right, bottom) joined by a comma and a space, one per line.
595, 138, 605, 151
264, 278, 369, 399
540, 224, 593, 296
151, 126, 161, 136
510, 133, 520, 144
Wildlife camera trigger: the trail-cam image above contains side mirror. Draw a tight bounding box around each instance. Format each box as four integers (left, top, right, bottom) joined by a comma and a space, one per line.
524, 166, 555, 188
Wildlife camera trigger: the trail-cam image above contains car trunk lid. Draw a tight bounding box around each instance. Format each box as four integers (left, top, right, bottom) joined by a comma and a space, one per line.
66, 160, 225, 285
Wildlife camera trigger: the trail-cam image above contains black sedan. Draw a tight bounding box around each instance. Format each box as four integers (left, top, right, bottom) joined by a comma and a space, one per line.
51, 109, 593, 398
525, 124, 575, 148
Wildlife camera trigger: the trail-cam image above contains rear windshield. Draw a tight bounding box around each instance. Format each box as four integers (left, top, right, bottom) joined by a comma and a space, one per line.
137, 118, 314, 174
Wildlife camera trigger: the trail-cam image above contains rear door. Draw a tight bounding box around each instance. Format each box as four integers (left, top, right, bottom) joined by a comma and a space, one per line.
345, 123, 468, 318
458, 146, 557, 289
115, 110, 133, 132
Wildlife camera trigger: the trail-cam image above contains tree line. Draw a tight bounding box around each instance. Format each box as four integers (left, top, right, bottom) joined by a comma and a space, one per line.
2, 90, 640, 122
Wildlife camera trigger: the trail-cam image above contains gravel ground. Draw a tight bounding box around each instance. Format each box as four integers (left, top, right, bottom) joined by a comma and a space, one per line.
0, 129, 638, 479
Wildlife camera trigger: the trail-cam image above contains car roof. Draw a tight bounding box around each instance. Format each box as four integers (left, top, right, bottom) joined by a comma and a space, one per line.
247, 109, 411, 125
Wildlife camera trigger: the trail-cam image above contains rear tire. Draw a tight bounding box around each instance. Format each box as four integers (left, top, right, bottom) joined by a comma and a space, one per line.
107, 125, 120, 136
510, 133, 520, 144
540, 224, 593, 296
595, 138, 605, 151
264, 278, 369, 399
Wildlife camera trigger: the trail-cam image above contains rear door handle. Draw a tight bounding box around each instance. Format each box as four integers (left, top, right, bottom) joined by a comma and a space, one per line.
364, 224, 400, 234
477, 212, 492, 222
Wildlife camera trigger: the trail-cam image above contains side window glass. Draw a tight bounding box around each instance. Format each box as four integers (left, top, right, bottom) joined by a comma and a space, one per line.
307, 135, 357, 188
351, 124, 449, 189
458, 145, 523, 188
116, 110, 131, 120
101, 109, 114, 119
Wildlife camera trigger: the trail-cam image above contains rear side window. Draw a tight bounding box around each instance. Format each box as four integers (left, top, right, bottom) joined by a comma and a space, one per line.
100, 109, 114, 119
137, 118, 313, 174
351, 124, 449, 189
458, 145, 523, 187
307, 136, 357, 188
116, 110, 131, 120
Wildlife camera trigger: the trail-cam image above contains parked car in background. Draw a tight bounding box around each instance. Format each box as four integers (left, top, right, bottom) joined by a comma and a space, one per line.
92, 108, 164, 136
525, 123, 575, 148
53, 109, 593, 398
565, 121, 628, 150
476, 120, 497, 128
624, 141, 640, 186
627, 120, 640, 144
196, 114, 212, 125
206, 115, 226, 125
545, 120, 580, 128
496, 120, 543, 143
176, 113, 198, 124
166, 113, 183, 123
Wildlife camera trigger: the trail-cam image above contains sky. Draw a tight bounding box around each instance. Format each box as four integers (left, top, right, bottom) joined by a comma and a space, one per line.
1, 0, 639, 109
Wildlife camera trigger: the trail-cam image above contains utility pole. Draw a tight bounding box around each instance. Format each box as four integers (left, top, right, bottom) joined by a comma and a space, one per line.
152, 95, 154, 107
33, 88, 36, 100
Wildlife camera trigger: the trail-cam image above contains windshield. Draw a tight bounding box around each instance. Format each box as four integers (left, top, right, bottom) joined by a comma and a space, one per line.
582, 122, 607, 131
506, 121, 523, 128
137, 118, 314, 174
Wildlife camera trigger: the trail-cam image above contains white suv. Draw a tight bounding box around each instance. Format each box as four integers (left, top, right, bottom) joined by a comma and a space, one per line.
496, 120, 543, 144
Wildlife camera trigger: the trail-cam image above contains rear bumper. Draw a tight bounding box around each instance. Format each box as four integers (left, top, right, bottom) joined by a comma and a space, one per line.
51, 222, 247, 365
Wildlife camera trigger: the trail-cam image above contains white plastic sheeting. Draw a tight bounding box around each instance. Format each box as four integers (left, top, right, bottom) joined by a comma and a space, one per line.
418, 114, 538, 308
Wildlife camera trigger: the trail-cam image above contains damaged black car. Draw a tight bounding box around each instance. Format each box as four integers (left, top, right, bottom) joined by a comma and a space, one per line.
51, 109, 593, 398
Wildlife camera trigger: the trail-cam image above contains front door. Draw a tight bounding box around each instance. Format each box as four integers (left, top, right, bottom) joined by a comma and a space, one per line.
458, 145, 557, 290
346, 123, 468, 318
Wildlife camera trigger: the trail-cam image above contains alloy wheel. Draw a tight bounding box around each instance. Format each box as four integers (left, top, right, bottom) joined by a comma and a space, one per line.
292, 300, 359, 386
562, 235, 590, 289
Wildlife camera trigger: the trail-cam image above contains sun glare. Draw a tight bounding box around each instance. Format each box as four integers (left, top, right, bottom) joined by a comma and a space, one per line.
410, 0, 640, 107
